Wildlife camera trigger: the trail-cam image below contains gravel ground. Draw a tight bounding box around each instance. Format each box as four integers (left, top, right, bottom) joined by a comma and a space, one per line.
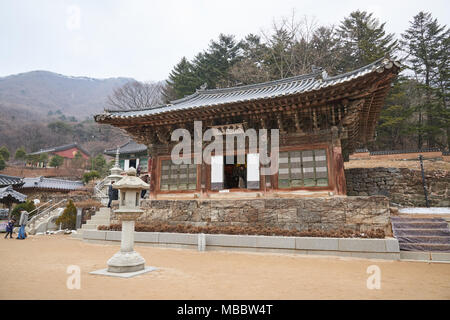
0, 234, 449, 300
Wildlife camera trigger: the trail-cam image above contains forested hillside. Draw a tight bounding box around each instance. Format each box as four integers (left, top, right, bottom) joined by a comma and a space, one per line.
162, 11, 449, 151
0, 71, 133, 155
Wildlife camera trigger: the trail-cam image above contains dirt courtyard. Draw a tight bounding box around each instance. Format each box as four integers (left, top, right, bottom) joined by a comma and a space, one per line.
0, 234, 449, 300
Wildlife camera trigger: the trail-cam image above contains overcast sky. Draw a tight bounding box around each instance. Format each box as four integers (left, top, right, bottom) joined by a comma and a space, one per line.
0, 0, 448, 82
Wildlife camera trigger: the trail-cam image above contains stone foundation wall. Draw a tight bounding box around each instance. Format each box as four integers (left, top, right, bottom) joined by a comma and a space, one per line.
110, 196, 390, 233
345, 167, 450, 207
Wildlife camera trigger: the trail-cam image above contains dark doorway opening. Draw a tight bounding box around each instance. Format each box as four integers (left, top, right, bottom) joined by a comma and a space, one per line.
223, 155, 246, 189
129, 159, 137, 169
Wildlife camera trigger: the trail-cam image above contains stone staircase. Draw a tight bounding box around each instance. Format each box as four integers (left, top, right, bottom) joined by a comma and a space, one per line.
391, 216, 450, 252
26, 207, 64, 235
72, 207, 111, 239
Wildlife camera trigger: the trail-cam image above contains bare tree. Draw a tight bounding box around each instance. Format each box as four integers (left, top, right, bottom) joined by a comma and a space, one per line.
106, 81, 165, 110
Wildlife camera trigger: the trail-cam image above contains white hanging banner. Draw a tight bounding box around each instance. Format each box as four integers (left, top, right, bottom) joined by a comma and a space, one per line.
136, 158, 140, 169
247, 153, 260, 189
211, 155, 224, 190
124, 159, 130, 170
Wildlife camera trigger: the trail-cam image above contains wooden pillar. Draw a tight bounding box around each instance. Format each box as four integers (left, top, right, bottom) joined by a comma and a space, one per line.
147, 145, 157, 199
331, 126, 346, 195
200, 162, 206, 198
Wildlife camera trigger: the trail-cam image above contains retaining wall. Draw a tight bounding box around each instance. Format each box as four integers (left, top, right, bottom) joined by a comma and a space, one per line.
345, 167, 450, 207
109, 196, 390, 233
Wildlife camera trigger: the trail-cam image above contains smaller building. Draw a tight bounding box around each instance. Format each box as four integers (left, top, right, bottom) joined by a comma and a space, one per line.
28, 143, 90, 168
104, 140, 148, 174
18, 177, 84, 201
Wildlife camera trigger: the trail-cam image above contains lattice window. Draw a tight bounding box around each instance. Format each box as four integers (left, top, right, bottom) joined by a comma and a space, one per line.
278, 149, 328, 188
160, 160, 197, 191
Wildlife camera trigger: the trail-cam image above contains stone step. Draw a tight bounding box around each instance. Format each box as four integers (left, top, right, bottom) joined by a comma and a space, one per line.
396, 236, 450, 245
86, 219, 110, 226
98, 207, 111, 214
394, 228, 450, 236
393, 222, 448, 229
91, 211, 110, 217
399, 208, 450, 215
391, 217, 446, 223
86, 213, 109, 219
81, 224, 98, 230
400, 243, 450, 252
90, 212, 110, 218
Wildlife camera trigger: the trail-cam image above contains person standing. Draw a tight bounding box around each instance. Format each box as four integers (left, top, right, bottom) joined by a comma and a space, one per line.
17, 211, 28, 240
108, 182, 119, 208
108, 183, 114, 208
137, 165, 142, 177
4, 219, 14, 239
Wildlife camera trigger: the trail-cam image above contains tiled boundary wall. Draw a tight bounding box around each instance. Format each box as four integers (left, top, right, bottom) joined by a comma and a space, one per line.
345, 168, 450, 207
82, 230, 400, 260
110, 196, 390, 233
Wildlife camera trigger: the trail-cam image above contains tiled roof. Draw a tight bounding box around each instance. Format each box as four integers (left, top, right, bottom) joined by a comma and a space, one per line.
0, 186, 27, 203
104, 140, 147, 156
29, 143, 90, 156
96, 57, 400, 121
0, 174, 24, 187
20, 177, 84, 191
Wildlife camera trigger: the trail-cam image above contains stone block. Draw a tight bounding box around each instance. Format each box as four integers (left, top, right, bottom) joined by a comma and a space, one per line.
135, 232, 159, 243
384, 238, 400, 253
277, 208, 297, 223
338, 238, 387, 252
105, 231, 121, 241
295, 237, 339, 251
158, 232, 197, 245
254, 235, 296, 249
430, 252, 450, 262
205, 234, 257, 247
83, 230, 106, 240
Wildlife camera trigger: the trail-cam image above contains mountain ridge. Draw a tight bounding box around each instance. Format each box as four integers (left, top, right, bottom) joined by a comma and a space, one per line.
0, 70, 136, 120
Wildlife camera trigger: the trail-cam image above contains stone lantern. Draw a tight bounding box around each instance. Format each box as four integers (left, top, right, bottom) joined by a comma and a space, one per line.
107, 167, 149, 273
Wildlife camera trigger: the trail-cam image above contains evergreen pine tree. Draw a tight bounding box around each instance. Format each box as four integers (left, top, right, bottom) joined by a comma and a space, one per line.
401, 11, 448, 148
164, 57, 201, 100
336, 10, 397, 72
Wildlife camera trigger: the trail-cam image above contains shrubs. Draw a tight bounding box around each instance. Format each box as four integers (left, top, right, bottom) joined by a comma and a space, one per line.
98, 222, 385, 238
11, 200, 36, 223
0, 146, 10, 161
54, 200, 77, 230
82, 170, 101, 184
49, 154, 64, 168
0, 155, 5, 171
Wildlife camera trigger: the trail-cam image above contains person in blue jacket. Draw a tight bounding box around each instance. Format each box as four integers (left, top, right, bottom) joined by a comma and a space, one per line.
4, 219, 15, 239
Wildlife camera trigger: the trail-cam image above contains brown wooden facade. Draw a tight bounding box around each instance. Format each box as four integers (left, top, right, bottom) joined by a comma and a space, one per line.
95, 58, 400, 199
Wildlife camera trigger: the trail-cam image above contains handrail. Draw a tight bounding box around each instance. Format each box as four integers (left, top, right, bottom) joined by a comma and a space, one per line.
28, 199, 53, 216
27, 198, 67, 226
94, 177, 109, 198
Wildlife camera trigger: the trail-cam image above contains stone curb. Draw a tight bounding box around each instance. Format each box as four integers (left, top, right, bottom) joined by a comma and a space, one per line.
83, 230, 400, 260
